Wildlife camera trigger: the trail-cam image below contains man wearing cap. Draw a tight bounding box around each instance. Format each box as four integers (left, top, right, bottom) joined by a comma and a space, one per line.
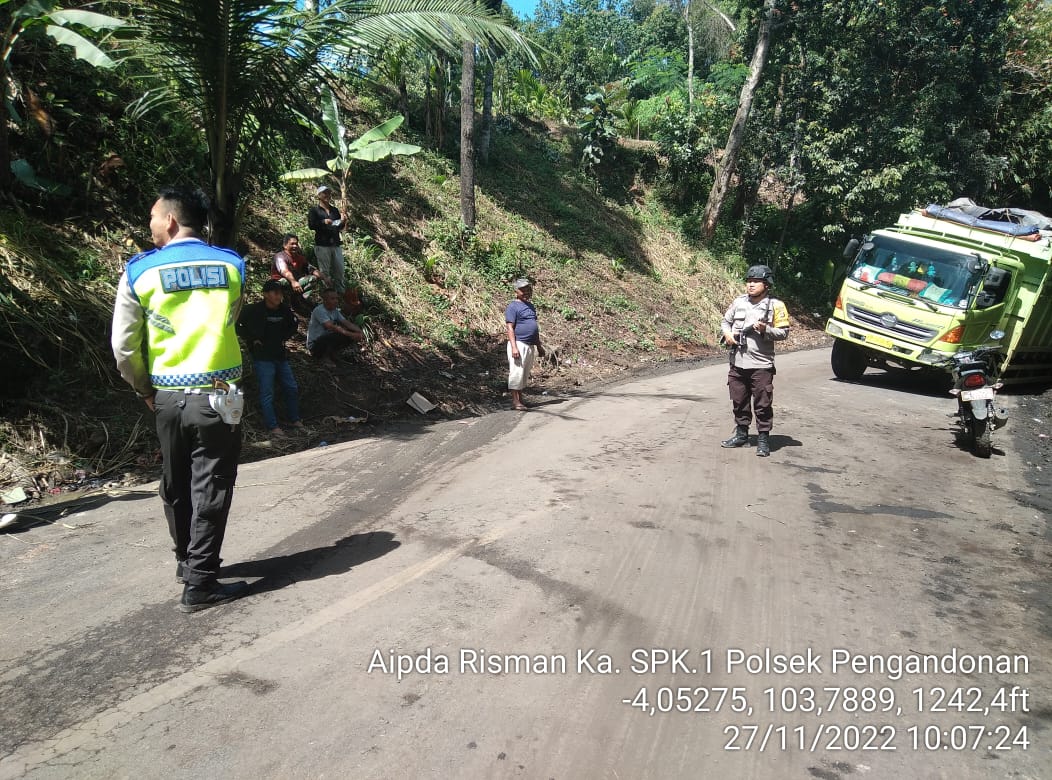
719, 264, 790, 457
111, 185, 249, 612
236, 279, 304, 437
307, 185, 345, 294
505, 278, 545, 410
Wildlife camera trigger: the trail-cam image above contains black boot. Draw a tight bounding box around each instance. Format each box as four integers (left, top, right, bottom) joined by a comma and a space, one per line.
756, 431, 771, 457
179, 580, 249, 613
721, 425, 749, 448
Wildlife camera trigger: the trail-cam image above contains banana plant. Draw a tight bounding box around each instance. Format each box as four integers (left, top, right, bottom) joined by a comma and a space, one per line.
281, 86, 421, 210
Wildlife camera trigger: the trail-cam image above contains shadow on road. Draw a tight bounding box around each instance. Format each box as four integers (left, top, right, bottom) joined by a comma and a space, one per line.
223, 530, 401, 595
830, 370, 952, 398
768, 434, 802, 452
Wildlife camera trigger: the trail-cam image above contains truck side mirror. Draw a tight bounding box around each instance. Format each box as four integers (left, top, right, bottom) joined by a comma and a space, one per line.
975, 267, 1011, 309
842, 238, 860, 259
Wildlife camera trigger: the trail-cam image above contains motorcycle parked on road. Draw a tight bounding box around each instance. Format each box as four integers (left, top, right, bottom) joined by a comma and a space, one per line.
944, 332, 1009, 458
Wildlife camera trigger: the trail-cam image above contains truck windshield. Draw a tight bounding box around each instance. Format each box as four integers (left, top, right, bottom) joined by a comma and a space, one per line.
847, 235, 984, 309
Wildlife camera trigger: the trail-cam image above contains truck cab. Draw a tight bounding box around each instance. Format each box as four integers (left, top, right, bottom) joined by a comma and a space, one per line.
825, 203, 1052, 384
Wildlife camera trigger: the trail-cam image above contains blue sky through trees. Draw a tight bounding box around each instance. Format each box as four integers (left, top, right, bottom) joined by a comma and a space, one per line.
504, 0, 537, 18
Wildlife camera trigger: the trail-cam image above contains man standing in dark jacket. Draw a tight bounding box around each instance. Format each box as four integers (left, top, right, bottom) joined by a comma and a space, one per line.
307, 185, 345, 294
236, 280, 304, 437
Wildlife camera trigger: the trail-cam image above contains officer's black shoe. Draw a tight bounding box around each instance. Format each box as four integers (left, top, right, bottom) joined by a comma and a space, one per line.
179, 580, 249, 613
721, 426, 750, 448
756, 432, 771, 457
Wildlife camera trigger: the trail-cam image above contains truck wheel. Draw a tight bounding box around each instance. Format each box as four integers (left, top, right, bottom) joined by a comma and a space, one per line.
971, 417, 992, 458
831, 340, 868, 380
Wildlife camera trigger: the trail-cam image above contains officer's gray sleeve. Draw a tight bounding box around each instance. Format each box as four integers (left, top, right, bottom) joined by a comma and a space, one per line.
110, 272, 153, 397
721, 302, 736, 331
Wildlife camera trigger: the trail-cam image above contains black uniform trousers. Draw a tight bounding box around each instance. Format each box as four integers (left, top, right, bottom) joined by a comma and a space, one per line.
727, 365, 775, 432
154, 390, 241, 587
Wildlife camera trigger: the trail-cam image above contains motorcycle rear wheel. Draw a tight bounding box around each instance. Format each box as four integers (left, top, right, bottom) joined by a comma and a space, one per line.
971, 417, 992, 458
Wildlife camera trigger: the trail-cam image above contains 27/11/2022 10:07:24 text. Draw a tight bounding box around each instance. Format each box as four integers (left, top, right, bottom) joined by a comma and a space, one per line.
719, 723, 1030, 752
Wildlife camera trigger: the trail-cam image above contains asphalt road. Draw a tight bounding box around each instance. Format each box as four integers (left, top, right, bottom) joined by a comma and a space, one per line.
1, 347, 1049, 779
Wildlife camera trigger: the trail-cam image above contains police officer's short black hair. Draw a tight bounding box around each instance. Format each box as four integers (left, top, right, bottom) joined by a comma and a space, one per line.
157, 186, 210, 234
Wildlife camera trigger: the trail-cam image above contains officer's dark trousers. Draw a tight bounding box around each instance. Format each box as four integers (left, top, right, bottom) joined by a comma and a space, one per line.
727, 366, 775, 432
154, 390, 241, 587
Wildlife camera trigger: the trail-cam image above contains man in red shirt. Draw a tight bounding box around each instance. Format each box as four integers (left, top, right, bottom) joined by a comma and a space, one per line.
270, 232, 329, 316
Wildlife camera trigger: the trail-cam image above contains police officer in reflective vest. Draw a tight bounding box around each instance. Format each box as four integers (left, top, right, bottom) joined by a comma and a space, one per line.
111, 186, 250, 612
719, 265, 790, 457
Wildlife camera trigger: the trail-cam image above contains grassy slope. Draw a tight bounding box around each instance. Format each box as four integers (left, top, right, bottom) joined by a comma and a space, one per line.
334, 121, 744, 361
0, 119, 778, 499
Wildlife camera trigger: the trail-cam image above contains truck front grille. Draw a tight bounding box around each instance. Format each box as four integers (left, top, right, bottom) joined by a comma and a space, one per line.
845, 304, 938, 342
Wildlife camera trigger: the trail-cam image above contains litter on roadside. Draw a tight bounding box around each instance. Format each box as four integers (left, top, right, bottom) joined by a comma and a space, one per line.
407, 392, 436, 414
2, 486, 28, 505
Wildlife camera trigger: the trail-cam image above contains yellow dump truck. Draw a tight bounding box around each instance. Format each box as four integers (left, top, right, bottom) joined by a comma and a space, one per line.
825, 201, 1052, 385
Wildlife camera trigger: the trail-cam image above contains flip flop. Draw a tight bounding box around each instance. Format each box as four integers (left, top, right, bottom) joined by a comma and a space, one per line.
512, 404, 528, 411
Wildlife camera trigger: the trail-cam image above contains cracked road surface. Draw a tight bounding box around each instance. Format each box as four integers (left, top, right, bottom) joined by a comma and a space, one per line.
1, 348, 1049, 779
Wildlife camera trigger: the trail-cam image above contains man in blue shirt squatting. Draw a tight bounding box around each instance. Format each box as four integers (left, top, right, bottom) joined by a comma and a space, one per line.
505, 278, 546, 411
111, 186, 250, 613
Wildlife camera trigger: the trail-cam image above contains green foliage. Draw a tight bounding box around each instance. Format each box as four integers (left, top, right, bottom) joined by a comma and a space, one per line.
500, 68, 567, 119
281, 87, 421, 204
756, 0, 1016, 237
625, 46, 686, 98
0, 214, 114, 395
532, 0, 641, 107
1, 1, 126, 191
578, 86, 618, 184
991, 0, 1052, 210
653, 100, 714, 209
127, 0, 536, 244
427, 218, 526, 282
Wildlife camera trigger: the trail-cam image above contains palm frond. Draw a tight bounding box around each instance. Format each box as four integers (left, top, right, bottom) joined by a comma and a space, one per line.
329, 0, 538, 64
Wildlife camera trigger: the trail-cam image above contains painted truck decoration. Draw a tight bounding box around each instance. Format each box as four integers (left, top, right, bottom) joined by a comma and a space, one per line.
826, 200, 1052, 385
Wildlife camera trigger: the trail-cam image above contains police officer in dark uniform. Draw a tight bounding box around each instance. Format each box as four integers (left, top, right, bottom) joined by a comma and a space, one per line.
719, 265, 790, 457
112, 186, 250, 612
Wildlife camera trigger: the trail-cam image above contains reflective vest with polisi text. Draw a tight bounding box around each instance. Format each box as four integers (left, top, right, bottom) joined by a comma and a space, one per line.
126, 239, 245, 389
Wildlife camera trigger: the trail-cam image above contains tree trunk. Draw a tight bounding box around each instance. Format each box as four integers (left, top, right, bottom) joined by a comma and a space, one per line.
211, 169, 240, 248
478, 0, 502, 163
479, 58, 495, 164
0, 95, 10, 195
701, 0, 777, 241
460, 40, 476, 231
398, 77, 410, 129
685, 0, 694, 113
0, 42, 15, 195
